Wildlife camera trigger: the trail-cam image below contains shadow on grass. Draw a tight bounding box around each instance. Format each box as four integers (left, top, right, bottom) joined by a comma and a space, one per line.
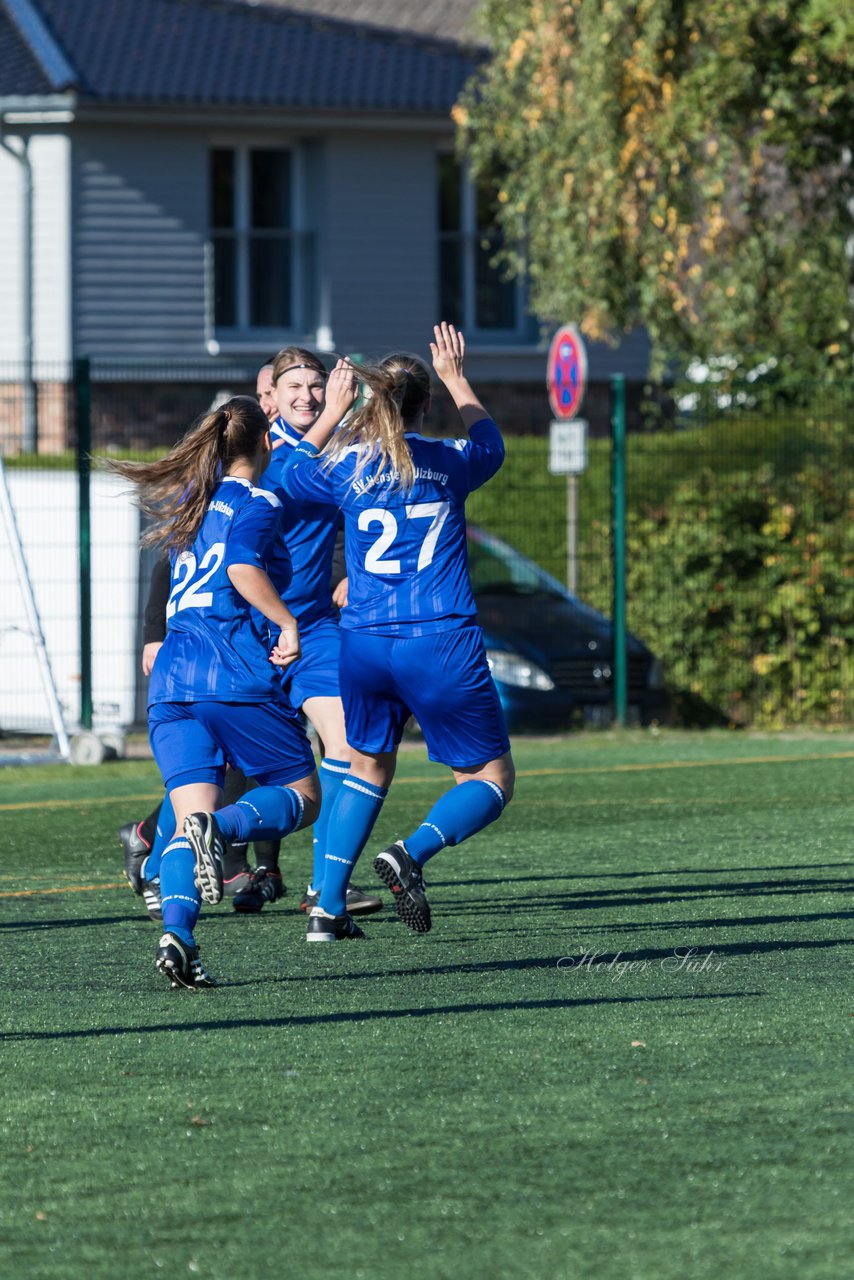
1, 989, 762, 1041
430, 862, 853, 888
259, 934, 851, 988
435, 874, 853, 917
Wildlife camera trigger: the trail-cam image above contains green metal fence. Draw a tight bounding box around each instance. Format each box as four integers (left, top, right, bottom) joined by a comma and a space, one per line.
1, 361, 852, 739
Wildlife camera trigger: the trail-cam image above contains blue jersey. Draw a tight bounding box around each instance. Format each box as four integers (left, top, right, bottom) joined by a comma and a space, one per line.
261, 418, 341, 630
148, 476, 284, 706
281, 419, 504, 637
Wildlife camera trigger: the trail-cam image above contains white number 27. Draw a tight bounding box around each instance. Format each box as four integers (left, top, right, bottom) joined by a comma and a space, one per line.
359, 502, 450, 575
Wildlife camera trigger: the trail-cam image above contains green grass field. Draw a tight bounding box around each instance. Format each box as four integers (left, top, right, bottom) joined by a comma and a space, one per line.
1, 731, 852, 1280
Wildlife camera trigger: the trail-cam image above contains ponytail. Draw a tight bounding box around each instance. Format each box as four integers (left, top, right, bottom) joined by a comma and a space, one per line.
105, 395, 270, 550
322, 353, 431, 493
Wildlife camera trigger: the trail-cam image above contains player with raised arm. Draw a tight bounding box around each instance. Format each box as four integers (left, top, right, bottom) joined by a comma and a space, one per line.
280, 323, 515, 940
246, 347, 381, 918
108, 396, 319, 987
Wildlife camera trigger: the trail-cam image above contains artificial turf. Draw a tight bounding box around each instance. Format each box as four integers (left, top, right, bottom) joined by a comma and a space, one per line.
1, 731, 852, 1279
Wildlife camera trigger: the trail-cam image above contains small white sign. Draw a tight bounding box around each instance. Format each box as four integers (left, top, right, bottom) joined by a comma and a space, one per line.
549, 418, 588, 475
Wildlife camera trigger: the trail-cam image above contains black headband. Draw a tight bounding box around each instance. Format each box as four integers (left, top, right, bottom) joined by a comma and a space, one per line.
275, 362, 327, 382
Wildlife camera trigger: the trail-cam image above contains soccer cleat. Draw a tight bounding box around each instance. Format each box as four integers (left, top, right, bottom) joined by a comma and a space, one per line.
232, 867, 286, 914
119, 820, 162, 921
300, 884, 382, 916
119, 820, 150, 894
183, 813, 225, 905
373, 841, 432, 933
154, 932, 217, 990
222, 865, 252, 896
305, 908, 366, 942
141, 877, 163, 922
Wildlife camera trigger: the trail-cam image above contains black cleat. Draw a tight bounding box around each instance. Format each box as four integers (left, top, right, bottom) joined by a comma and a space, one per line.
119, 820, 150, 893
305, 908, 366, 942
154, 932, 216, 990
233, 867, 286, 914
183, 813, 225, 905
300, 884, 382, 916
373, 841, 431, 933
119, 821, 162, 921
222, 868, 253, 898
141, 877, 163, 922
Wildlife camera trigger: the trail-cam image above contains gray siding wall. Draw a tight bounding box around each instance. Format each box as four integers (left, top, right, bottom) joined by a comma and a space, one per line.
72, 127, 208, 358
321, 130, 438, 360
66, 120, 650, 381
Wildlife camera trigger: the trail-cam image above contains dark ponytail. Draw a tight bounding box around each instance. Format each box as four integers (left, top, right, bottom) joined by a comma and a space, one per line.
105, 395, 270, 550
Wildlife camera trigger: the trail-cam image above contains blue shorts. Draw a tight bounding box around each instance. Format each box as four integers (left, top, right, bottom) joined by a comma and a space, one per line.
280, 617, 341, 708
340, 623, 510, 768
149, 698, 316, 792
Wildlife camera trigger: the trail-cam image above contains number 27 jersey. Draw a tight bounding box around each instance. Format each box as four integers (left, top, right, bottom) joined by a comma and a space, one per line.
147, 476, 284, 706
281, 418, 504, 637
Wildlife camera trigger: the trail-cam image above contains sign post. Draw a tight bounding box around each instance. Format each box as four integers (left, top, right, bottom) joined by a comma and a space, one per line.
547, 326, 588, 594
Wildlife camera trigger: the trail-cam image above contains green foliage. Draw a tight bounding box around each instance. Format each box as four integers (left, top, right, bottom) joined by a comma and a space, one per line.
469, 398, 854, 726
581, 424, 854, 726
459, 0, 854, 389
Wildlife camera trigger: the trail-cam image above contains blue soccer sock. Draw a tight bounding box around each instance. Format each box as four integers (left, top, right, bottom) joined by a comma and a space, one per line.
142, 791, 176, 883
318, 776, 388, 916
310, 758, 350, 893
159, 837, 201, 947
405, 780, 507, 866
215, 785, 305, 844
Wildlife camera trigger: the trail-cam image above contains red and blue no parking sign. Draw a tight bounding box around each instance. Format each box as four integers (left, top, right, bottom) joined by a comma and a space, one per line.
547, 325, 588, 420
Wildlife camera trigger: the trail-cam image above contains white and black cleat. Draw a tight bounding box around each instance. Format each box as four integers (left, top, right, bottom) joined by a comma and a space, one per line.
183, 812, 225, 905
155, 932, 216, 990
306, 907, 366, 942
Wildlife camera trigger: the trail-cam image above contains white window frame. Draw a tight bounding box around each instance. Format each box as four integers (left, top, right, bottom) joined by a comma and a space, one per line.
207, 141, 313, 348
437, 152, 530, 344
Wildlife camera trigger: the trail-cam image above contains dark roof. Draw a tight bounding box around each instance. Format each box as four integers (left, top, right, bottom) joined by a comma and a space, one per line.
0, 0, 485, 112
0, 6, 55, 93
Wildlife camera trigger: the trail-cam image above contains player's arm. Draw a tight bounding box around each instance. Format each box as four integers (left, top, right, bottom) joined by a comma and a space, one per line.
141, 555, 171, 674
226, 562, 300, 667
430, 322, 492, 431
296, 359, 359, 452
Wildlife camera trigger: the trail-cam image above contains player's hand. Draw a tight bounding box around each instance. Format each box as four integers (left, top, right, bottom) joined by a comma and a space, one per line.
324, 359, 359, 423
270, 625, 301, 668
332, 576, 349, 609
141, 641, 163, 676
430, 322, 465, 385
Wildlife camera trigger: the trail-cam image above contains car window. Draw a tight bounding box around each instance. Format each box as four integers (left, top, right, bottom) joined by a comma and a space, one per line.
467, 527, 563, 597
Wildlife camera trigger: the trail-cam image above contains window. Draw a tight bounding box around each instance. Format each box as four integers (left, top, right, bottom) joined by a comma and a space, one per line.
210, 147, 304, 333
438, 155, 527, 339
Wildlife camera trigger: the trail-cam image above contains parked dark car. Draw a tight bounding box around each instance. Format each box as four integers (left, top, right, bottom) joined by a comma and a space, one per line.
467, 525, 668, 733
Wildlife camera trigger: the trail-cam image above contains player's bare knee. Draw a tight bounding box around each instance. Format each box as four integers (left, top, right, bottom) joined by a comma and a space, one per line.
289, 779, 320, 829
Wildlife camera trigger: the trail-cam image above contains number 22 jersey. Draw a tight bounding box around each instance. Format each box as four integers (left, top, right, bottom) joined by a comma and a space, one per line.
281, 418, 504, 637
147, 476, 285, 706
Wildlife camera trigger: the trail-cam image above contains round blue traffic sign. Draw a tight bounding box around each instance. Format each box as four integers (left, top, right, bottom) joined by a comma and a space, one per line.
547, 325, 588, 420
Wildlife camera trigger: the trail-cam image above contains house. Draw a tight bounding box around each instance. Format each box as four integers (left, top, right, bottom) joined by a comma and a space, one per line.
0, 0, 649, 451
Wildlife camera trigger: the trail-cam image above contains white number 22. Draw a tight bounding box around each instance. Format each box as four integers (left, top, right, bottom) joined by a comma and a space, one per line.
359, 502, 450, 575
166, 543, 225, 618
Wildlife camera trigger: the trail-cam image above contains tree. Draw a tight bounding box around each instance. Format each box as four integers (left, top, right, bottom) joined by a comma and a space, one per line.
455, 0, 854, 389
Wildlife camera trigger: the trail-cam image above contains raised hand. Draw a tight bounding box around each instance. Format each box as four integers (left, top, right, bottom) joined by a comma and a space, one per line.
429, 322, 466, 387
323, 358, 360, 424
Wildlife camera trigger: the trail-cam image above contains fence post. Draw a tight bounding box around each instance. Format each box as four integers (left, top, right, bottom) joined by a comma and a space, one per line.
75, 356, 93, 731
611, 373, 627, 726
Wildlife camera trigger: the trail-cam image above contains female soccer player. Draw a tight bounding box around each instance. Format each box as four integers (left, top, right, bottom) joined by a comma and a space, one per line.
249, 347, 381, 918
280, 322, 515, 940
110, 396, 320, 987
